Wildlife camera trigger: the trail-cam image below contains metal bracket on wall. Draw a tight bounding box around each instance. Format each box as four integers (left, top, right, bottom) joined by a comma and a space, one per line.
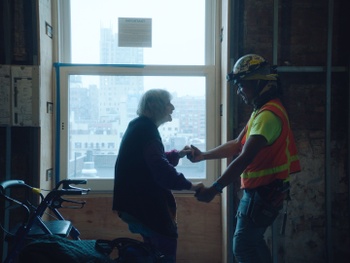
45, 22, 53, 39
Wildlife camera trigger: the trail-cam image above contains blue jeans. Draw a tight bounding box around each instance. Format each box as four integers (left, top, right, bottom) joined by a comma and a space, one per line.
232, 190, 274, 263
118, 212, 177, 263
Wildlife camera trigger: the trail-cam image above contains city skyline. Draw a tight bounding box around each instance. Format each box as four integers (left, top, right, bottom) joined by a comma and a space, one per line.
68, 26, 206, 179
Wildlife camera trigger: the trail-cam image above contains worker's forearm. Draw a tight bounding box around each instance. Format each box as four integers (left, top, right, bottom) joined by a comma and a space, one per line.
202, 140, 241, 160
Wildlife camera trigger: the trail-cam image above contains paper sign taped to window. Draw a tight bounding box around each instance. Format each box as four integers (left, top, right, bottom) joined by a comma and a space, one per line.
118, 17, 152, 48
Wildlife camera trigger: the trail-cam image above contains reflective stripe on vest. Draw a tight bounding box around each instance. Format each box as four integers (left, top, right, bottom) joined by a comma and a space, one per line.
241, 99, 301, 188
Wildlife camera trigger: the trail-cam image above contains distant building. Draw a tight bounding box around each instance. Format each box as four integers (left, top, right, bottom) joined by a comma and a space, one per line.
68, 26, 205, 177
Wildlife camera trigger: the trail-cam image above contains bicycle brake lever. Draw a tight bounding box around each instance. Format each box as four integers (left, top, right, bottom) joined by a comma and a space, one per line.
66, 185, 90, 195
51, 197, 86, 209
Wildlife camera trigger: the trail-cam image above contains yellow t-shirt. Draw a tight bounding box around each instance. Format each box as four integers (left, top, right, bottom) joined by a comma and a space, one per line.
249, 110, 282, 145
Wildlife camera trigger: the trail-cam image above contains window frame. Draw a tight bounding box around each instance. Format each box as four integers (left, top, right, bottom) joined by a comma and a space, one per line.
54, 0, 221, 192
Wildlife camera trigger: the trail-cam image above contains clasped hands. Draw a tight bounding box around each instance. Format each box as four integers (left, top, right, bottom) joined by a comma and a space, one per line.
191, 182, 218, 203
179, 145, 218, 203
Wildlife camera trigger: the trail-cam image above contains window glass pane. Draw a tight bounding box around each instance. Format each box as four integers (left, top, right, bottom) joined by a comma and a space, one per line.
70, 0, 205, 65
68, 75, 206, 180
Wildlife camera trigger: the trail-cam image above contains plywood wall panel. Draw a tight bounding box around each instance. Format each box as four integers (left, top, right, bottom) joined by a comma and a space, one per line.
60, 194, 222, 263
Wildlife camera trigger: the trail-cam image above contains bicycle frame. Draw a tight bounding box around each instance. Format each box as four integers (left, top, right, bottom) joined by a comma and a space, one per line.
0, 179, 90, 263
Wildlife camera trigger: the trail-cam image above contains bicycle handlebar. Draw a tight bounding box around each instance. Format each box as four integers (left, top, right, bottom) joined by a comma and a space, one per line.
55, 179, 87, 189
56, 187, 90, 196
0, 179, 90, 197
0, 180, 26, 193
56, 179, 90, 195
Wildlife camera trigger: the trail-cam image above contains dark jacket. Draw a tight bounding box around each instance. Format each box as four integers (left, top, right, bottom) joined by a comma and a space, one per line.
113, 116, 191, 238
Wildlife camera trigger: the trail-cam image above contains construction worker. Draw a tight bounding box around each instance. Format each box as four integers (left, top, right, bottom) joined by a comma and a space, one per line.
189, 54, 301, 262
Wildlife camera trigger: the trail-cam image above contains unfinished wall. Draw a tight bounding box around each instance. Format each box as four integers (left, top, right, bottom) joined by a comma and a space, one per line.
232, 0, 350, 262
60, 194, 222, 263
38, 0, 55, 191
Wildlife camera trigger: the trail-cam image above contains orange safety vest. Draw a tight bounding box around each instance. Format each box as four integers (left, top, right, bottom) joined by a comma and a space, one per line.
240, 98, 301, 189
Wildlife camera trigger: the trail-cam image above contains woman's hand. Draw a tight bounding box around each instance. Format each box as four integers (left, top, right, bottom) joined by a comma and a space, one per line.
187, 145, 204, 163
195, 186, 218, 203
190, 182, 204, 192
178, 145, 193, 158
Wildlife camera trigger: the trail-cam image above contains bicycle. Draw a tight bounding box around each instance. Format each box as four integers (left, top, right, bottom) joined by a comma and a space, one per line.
0, 179, 164, 263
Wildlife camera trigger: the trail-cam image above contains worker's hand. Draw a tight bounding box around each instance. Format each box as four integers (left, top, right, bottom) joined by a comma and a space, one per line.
195, 186, 218, 203
187, 145, 204, 163
190, 182, 204, 192
178, 145, 193, 158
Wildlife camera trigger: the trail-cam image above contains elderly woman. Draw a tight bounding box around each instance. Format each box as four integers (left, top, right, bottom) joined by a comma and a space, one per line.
113, 89, 203, 262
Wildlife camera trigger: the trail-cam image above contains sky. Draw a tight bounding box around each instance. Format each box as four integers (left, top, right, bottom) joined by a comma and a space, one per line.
69, 0, 207, 97
70, 0, 205, 66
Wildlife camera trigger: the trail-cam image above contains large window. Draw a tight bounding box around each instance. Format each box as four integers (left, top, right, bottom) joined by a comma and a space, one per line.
55, 0, 220, 192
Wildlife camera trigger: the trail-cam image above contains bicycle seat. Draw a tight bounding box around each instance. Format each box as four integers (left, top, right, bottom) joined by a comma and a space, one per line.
1, 179, 88, 240
10, 220, 73, 238
1, 179, 89, 263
